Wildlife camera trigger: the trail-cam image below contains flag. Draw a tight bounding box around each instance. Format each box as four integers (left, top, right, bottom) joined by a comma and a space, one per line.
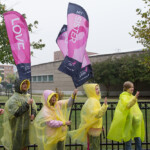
4, 11, 31, 81
58, 3, 89, 81
56, 24, 93, 87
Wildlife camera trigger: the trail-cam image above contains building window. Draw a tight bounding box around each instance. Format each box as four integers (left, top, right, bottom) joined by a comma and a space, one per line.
32, 75, 53, 82
38, 76, 42, 82
33, 76, 37, 82
43, 75, 47, 82
48, 75, 53, 81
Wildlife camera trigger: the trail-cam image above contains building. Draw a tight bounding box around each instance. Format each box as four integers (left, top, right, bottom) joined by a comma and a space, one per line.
54, 51, 98, 61
0, 65, 14, 82
31, 50, 150, 96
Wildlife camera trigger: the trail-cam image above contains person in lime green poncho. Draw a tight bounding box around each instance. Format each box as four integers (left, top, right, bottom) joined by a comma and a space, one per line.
1, 79, 37, 150
107, 81, 145, 150
68, 83, 108, 150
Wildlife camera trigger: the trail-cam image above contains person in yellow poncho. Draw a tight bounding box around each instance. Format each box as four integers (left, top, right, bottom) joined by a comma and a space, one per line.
68, 83, 108, 150
34, 88, 78, 150
107, 81, 145, 150
0, 76, 4, 114
1, 79, 37, 150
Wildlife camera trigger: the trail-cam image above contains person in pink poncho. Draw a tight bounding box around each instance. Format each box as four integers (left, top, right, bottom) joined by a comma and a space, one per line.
34, 89, 78, 150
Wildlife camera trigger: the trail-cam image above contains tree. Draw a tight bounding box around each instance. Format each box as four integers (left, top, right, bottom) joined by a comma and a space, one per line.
90, 54, 150, 96
90, 58, 122, 96
6, 73, 16, 83
118, 54, 150, 91
0, 3, 45, 64
130, 0, 150, 69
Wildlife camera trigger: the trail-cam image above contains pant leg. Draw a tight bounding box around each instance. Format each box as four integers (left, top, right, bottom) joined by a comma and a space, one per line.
89, 135, 100, 150
57, 141, 65, 150
134, 137, 142, 150
125, 139, 132, 150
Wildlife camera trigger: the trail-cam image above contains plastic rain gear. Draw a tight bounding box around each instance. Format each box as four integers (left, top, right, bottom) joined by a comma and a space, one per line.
68, 83, 108, 145
34, 90, 71, 150
107, 91, 145, 142
1, 79, 37, 150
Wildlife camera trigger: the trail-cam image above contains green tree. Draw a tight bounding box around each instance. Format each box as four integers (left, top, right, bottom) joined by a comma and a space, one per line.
118, 54, 150, 91
130, 0, 150, 69
91, 54, 150, 96
6, 73, 16, 83
0, 3, 45, 64
91, 58, 122, 96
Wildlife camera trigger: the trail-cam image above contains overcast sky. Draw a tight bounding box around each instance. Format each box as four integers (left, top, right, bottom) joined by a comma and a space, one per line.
1, 0, 145, 66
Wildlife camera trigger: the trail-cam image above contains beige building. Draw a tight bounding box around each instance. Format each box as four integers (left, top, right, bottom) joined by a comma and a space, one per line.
31, 50, 150, 96
54, 51, 98, 61
0, 65, 14, 82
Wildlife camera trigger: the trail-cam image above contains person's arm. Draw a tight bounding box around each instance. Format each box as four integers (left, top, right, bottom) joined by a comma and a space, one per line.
126, 91, 139, 109
0, 109, 4, 115
31, 108, 36, 117
14, 99, 33, 117
95, 97, 108, 118
46, 120, 71, 128
68, 89, 78, 107
14, 102, 29, 117
31, 100, 37, 119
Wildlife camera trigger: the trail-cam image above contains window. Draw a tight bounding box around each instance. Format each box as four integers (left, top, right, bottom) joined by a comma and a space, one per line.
32, 75, 53, 82
32, 76, 37, 82
38, 76, 42, 82
48, 75, 53, 82
43, 75, 47, 82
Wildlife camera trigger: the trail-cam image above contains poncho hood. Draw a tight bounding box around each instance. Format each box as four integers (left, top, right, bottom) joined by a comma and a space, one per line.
83, 83, 101, 100
43, 90, 58, 107
15, 79, 30, 94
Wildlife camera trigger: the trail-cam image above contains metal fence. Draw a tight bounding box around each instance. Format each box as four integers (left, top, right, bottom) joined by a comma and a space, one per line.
0, 101, 150, 150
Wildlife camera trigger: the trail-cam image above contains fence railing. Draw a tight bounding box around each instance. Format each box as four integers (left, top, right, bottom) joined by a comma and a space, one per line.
0, 101, 150, 150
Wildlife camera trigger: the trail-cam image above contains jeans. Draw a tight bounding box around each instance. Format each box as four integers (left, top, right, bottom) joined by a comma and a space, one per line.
125, 137, 142, 150
57, 141, 64, 150
89, 135, 100, 150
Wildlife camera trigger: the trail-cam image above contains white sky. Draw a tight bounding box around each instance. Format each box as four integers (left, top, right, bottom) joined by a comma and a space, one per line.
1, 0, 145, 66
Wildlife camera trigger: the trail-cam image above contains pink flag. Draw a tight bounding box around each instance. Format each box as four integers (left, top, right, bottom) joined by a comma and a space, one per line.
4, 11, 31, 80
57, 24, 93, 87
58, 3, 89, 80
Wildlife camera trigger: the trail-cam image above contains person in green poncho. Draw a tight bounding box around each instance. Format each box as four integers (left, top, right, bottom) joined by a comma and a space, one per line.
107, 81, 145, 150
1, 79, 37, 150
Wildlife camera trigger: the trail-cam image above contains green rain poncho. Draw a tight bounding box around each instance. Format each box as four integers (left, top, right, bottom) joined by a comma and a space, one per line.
34, 90, 71, 150
1, 79, 37, 150
68, 84, 108, 145
107, 91, 145, 142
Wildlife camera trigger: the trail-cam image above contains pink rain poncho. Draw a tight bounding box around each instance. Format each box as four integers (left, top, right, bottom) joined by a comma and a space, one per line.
34, 90, 71, 150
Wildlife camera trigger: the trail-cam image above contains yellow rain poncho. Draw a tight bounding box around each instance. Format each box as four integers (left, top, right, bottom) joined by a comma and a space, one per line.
1, 79, 37, 150
34, 90, 71, 150
69, 83, 108, 145
107, 91, 145, 142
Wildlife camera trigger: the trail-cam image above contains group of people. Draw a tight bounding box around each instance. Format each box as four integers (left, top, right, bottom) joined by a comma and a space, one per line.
0, 79, 145, 150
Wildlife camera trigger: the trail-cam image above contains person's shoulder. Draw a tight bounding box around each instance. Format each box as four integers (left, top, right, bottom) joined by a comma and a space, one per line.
119, 91, 130, 97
